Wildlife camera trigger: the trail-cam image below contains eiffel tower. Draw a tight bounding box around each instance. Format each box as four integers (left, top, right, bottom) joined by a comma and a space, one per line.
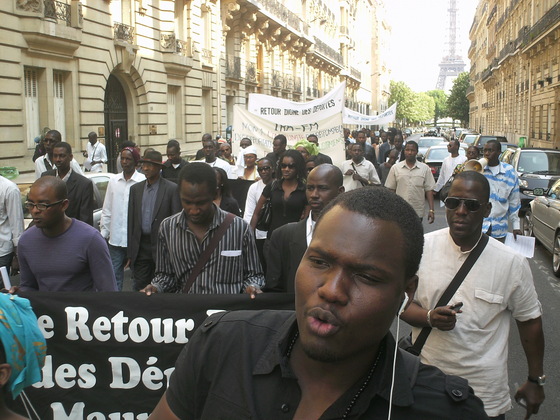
435, 0, 465, 90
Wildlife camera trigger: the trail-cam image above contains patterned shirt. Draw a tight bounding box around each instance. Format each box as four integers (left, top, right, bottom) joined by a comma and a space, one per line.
151, 205, 264, 293
482, 162, 520, 238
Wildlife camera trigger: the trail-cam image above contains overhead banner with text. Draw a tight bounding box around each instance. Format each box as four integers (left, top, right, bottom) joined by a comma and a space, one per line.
232, 83, 346, 165
15, 292, 294, 420
343, 102, 397, 125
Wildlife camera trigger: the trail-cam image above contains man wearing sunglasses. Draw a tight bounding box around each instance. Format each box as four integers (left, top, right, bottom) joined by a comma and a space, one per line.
402, 171, 544, 419
16, 176, 117, 292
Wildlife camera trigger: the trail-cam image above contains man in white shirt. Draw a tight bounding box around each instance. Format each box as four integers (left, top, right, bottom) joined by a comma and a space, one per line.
434, 140, 467, 193
265, 164, 344, 292
340, 143, 380, 191
401, 171, 544, 419
84, 132, 108, 173
194, 139, 234, 179
34, 130, 83, 179
100, 147, 145, 290
0, 175, 24, 275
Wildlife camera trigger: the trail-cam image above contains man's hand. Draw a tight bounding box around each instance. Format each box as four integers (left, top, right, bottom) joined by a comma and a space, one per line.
344, 169, 355, 176
515, 381, 544, 419
427, 210, 435, 224
513, 229, 523, 239
7, 286, 20, 295
11, 256, 19, 275
140, 284, 158, 296
124, 258, 131, 269
245, 284, 262, 299
429, 304, 462, 331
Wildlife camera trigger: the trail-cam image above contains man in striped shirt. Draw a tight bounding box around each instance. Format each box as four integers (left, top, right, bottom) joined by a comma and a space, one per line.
141, 162, 264, 295
481, 140, 521, 241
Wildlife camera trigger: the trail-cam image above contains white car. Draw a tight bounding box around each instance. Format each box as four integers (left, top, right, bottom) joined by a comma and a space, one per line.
15, 172, 112, 230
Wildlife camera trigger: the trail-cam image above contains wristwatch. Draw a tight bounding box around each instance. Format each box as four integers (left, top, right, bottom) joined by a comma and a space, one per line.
527, 375, 546, 386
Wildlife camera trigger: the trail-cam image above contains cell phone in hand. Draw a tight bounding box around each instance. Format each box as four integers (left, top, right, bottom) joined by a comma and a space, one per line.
449, 302, 463, 311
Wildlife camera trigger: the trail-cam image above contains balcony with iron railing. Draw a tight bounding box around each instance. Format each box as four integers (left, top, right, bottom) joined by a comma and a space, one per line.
294, 77, 302, 94
245, 61, 260, 85
19, 0, 83, 56
254, 0, 305, 35
271, 70, 283, 90
350, 67, 361, 81
312, 38, 343, 67
522, 3, 560, 47
160, 32, 193, 75
225, 55, 242, 81
282, 75, 293, 91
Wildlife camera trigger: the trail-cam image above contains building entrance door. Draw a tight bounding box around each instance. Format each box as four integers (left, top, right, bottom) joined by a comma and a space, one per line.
104, 75, 128, 173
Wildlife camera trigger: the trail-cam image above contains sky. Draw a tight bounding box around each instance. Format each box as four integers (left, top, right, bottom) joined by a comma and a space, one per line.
386, 0, 479, 93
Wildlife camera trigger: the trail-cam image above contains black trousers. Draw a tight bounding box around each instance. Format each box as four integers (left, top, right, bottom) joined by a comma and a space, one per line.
133, 234, 155, 291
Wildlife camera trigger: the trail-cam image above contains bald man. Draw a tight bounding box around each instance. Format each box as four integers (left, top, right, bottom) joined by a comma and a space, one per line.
265, 164, 344, 293
17, 176, 117, 292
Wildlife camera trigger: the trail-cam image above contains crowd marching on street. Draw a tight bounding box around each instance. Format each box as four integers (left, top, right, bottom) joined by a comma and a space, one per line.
0, 126, 545, 420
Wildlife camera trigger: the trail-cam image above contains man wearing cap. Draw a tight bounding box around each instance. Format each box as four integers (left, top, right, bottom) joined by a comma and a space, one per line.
101, 147, 145, 290
128, 150, 181, 291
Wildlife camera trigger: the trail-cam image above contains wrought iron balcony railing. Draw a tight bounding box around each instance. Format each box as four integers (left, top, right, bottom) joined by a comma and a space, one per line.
44, 0, 70, 25
226, 55, 242, 80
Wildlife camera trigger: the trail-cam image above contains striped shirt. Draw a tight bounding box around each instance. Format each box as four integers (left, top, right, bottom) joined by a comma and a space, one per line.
151, 205, 265, 293
482, 161, 521, 238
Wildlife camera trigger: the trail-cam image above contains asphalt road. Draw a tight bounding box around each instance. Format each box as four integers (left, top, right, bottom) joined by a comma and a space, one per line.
405, 199, 558, 419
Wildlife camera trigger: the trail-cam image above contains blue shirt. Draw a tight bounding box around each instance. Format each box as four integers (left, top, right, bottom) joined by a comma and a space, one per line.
141, 178, 160, 235
482, 162, 520, 238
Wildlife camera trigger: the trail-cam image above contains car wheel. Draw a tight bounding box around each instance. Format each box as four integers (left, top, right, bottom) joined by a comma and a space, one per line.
521, 211, 533, 237
553, 231, 560, 278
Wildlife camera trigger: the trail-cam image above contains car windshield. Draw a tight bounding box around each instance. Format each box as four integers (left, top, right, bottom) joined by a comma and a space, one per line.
419, 138, 442, 147
518, 151, 560, 175
463, 134, 477, 144
426, 148, 466, 160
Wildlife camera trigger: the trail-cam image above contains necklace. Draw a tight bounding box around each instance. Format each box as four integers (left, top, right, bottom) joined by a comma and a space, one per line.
286, 330, 384, 419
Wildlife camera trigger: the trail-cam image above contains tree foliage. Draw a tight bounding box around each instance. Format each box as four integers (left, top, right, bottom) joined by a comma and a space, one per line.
426, 90, 448, 123
389, 81, 437, 126
447, 72, 470, 127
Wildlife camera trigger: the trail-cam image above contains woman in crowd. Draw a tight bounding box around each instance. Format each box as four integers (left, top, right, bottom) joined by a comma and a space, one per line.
213, 167, 241, 216
238, 146, 259, 180
251, 149, 307, 239
293, 139, 319, 162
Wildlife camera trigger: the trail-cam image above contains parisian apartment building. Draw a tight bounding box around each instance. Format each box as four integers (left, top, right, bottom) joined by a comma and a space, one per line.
0, 0, 390, 173
467, 0, 559, 148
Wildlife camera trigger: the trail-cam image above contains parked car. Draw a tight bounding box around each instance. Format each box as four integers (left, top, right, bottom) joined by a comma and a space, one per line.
529, 178, 560, 276
460, 133, 479, 145
423, 145, 467, 182
417, 136, 446, 160
15, 172, 112, 230
501, 148, 560, 235
472, 135, 508, 150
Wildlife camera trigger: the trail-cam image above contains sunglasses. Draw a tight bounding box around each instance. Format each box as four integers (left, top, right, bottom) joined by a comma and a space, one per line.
280, 163, 296, 169
444, 197, 484, 212
257, 166, 271, 172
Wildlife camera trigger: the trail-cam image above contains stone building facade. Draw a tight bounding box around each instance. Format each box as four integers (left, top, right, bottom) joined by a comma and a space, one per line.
1, 0, 380, 173
467, 0, 559, 148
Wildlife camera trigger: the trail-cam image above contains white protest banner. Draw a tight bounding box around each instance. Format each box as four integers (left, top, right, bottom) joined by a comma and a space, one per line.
233, 84, 346, 166
343, 102, 397, 125
247, 82, 346, 125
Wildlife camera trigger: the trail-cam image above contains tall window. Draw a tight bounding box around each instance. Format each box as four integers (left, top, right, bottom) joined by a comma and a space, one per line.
53, 71, 66, 140
168, 86, 180, 140
202, 89, 212, 134
24, 68, 40, 148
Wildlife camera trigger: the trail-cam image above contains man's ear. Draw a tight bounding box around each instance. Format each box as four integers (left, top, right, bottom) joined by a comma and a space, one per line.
0, 363, 11, 387
405, 275, 418, 302
484, 202, 492, 218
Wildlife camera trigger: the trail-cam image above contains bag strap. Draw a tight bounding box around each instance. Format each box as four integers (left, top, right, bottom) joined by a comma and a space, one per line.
409, 234, 489, 355
182, 212, 236, 293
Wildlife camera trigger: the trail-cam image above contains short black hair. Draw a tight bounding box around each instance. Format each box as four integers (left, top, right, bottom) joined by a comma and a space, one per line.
453, 171, 490, 202
486, 139, 501, 151
273, 134, 287, 146
277, 149, 306, 180
34, 176, 68, 201
179, 162, 217, 191
167, 139, 180, 150
404, 140, 418, 151
121, 140, 136, 149
53, 141, 72, 154
317, 188, 424, 279
202, 133, 213, 142
46, 130, 62, 142
213, 167, 233, 198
